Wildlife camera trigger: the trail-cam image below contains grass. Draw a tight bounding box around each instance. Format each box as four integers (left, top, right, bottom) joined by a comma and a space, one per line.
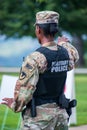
0, 106, 20, 129
0, 72, 87, 129
0, 72, 20, 130
75, 74, 87, 125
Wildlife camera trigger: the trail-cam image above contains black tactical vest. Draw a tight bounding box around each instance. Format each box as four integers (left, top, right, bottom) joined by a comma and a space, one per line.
34, 45, 70, 101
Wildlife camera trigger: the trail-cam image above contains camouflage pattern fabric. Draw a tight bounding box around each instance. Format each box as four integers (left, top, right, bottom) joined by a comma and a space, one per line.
58, 41, 79, 70
20, 103, 68, 130
35, 11, 59, 25
58, 41, 79, 63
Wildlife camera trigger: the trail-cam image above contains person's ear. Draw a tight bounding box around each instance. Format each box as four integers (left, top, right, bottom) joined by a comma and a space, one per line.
37, 26, 41, 34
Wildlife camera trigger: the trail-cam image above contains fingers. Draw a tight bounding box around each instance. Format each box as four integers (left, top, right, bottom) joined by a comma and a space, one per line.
2, 98, 13, 104
2, 98, 13, 101
2, 98, 9, 105
1, 98, 14, 108
58, 36, 69, 43
1, 99, 8, 106
1, 101, 8, 105
2, 98, 9, 101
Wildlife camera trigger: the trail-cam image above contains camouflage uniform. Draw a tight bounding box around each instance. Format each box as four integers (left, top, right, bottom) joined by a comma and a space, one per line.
10, 11, 79, 130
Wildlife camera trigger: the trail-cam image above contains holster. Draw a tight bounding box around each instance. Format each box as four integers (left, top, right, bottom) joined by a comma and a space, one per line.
59, 93, 70, 109
30, 97, 37, 117
59, 93, 77, 117
22, 97, 37, 119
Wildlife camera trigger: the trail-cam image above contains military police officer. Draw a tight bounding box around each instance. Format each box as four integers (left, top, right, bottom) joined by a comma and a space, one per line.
2, 11, 79, 130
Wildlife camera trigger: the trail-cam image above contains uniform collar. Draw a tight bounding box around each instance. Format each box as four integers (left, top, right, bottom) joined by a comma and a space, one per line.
42, 41, 56, 47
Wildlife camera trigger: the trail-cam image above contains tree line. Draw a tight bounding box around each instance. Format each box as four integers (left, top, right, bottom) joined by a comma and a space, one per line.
0, 0, 87, 66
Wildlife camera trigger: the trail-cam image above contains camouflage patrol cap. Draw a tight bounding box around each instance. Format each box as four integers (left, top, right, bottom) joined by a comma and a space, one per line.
35, 11, 59, 25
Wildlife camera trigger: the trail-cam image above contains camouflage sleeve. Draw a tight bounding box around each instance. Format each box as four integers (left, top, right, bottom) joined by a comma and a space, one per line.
11, 51, 47, 112
59, 41, 79, 70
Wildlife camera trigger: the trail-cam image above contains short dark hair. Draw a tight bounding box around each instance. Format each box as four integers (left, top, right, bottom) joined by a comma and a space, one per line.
37, 23, 58, 37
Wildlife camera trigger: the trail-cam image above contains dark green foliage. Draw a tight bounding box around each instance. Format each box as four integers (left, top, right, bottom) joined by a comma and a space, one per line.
0, 0, 87, 66
0, 0, 87, 37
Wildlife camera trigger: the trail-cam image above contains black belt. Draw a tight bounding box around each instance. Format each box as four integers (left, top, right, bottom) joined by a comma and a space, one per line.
35, 97, 58, 106
22, 95, 77, 118
22, 97, 58, 119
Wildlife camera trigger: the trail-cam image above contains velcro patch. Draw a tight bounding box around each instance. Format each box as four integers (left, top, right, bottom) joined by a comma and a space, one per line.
26, 63, 33, 70
19, 63, 35, 86
19, 71, 26, 80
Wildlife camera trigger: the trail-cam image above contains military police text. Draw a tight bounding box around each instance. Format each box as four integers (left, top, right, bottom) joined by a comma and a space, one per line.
51, 60, 69, 72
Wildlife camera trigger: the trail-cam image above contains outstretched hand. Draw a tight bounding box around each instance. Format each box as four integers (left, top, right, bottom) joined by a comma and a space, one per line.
1, 98, 14, 109
58, 36, 70, 44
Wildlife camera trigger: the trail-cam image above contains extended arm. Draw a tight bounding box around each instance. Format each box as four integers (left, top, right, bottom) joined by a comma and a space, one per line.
2, 52, 47, 112
58, 36, 79, 70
